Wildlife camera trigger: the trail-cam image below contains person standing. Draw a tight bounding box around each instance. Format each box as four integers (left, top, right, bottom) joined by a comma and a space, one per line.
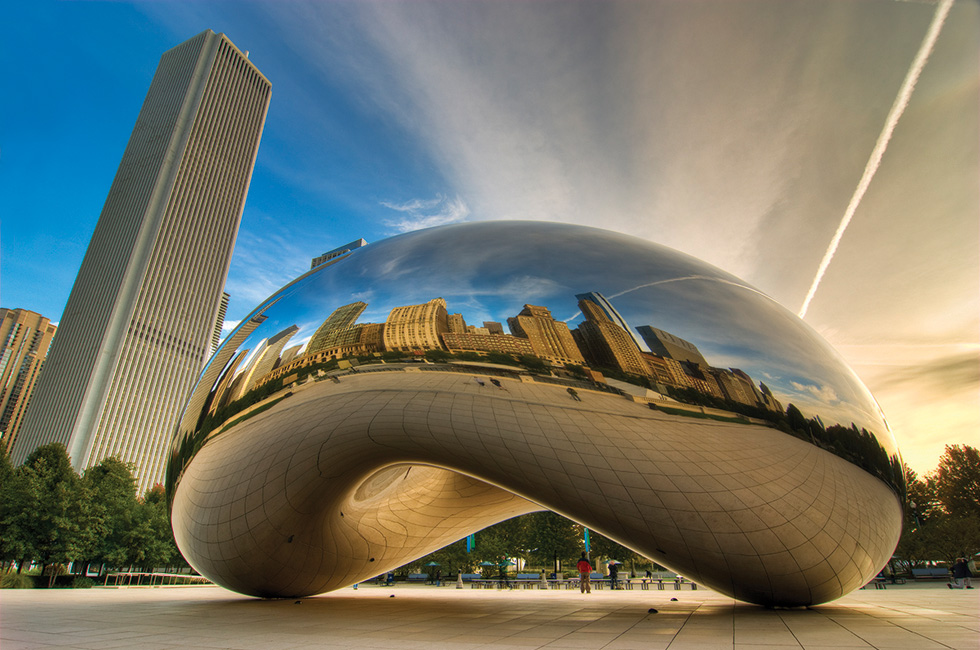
608, 561, 620, 589
577, 553, 593, 594
948, 558, 974, 589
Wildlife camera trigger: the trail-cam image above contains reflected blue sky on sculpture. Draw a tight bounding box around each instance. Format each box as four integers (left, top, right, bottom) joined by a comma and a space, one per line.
167, 222, 903, 606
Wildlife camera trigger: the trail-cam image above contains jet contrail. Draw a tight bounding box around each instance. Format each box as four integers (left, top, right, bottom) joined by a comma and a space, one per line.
798, 0, 953, 319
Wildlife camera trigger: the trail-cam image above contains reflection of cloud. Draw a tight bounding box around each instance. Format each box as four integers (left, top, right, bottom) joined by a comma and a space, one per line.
789, 381, 840, 404
221, 319, 241, 333
608, 276, 772, 302
383, 194, 470, 233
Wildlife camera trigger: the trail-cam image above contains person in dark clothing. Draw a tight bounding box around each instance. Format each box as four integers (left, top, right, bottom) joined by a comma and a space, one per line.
948, 557, 974, 589
608, 561, 620, 589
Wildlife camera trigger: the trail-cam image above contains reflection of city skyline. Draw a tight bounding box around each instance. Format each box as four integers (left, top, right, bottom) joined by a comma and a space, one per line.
172, 221, 903, 507
234, 290, 785, 417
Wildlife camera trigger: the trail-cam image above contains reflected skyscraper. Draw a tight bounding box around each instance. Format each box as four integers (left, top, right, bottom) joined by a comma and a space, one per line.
575, 292, 646, 351
12, 30, 271, 492
232, 325, 299, 398
307, 302, 368, 355
383, 298, 450, 352
507, 304, 584, 365
210, 293, 230, 357
310, 239, 367, 270
574, 299, 651, 377
637, 325, 709, 367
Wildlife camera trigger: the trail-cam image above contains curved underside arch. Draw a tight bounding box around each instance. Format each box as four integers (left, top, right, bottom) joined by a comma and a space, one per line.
172, 370, 901, 606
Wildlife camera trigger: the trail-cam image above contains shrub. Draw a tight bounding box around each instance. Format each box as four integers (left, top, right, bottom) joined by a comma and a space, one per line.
1, 573, 35, 589
72, 576, 96, 589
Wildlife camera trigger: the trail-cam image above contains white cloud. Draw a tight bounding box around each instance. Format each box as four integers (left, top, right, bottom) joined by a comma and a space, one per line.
789, 381, 841, 405
382, 193, 470, 233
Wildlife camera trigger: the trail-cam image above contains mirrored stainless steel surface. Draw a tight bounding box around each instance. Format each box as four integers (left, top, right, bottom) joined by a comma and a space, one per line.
167, 221, 903, 606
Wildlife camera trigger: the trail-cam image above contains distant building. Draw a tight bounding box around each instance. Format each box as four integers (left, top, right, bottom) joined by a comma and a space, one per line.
759, 382, 784, 413
639, 352, 676, 387
383, 298, 449, 353
507, 304, 584, 365
573, 300, 651, 377
636, 326, 708, 367
12, 30, 271, 492
709, 368, 755, 406
307, 302, 368, 355
442, 332, 534, 357
575, 292, 645, 351
447, 313, 467, 334
483, 321, 504, 335
231, 325, 299, 400
279, 345, 303, 369
262, 322, 385, 386
311, 239, 368, 270
179, 313, 267, 430
0, 309, 57, 456
679, 361, 723, 398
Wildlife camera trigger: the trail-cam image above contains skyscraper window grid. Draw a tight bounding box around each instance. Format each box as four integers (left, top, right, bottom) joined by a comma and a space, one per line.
11, 31, 271, 494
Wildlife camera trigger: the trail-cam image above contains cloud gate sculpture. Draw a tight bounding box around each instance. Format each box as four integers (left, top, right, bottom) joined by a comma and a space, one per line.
166, 221, 903, 607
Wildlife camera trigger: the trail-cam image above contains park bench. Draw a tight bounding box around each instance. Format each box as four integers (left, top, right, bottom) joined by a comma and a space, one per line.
514, 573, 549, 589
911, 567, 949, 580
407, 573, 429, 583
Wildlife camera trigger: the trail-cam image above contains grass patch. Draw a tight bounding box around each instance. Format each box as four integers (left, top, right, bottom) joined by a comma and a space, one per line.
651, 405, 749, 424
1, 573, 35, 589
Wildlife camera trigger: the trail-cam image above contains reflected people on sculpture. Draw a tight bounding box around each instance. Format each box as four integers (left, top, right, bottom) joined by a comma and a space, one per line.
167, 221, 904, 607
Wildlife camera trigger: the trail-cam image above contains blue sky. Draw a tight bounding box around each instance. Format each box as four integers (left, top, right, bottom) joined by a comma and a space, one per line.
1, 0, 977, 473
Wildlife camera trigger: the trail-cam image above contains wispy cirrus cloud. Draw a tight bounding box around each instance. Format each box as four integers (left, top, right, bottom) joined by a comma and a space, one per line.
382, 194, 470, 233
790, 381, 841, 405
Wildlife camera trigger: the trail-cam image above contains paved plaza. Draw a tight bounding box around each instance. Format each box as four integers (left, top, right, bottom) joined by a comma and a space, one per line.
1, 581, 976, 649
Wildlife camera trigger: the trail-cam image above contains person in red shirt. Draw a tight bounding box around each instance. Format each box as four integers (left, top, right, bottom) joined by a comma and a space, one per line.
577, 553, 593, 594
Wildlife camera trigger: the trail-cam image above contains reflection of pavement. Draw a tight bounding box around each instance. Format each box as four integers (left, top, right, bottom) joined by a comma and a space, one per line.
172, 370, 901, 607
2, 584, 975, 650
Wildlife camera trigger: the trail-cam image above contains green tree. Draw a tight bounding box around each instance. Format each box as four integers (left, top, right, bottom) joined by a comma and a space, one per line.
928, 516, 980, 565
127, 485, 181, 571
466, 516, 527, 576
82, 458, 139, 571
0, 450, 31, 572
424, 349, 451, 363
17, 444, 92, 586
521, 512, 582, 574
415, 538, 471, 577
932, 444, 980, 520
517, 355, 548, 372
588, 529, 646, 577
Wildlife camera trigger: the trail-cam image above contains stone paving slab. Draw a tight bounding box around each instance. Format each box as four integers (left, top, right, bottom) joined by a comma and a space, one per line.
0, 582, 975, 649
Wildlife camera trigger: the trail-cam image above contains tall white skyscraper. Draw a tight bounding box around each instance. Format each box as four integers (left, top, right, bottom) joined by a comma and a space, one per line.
12, 30, 271, 492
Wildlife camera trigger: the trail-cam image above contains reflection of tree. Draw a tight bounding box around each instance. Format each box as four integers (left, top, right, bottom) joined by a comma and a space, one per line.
660, 384, 904, 496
